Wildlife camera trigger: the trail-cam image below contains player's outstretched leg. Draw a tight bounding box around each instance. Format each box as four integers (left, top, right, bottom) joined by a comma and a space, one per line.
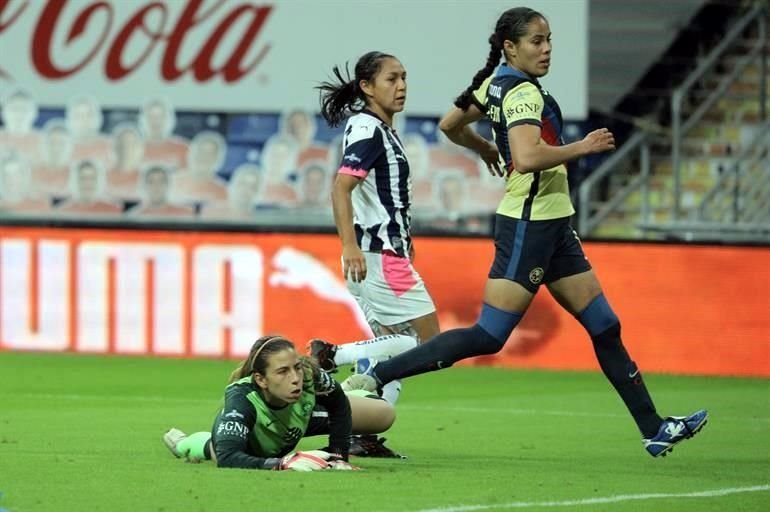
308, 334, 419, 374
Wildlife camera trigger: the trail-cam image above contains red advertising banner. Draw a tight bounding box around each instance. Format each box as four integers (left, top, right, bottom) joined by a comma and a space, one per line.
0, 226, 768, 377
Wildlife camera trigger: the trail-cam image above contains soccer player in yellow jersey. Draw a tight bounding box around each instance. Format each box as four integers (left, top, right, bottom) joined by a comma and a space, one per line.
350, 7, 707, 458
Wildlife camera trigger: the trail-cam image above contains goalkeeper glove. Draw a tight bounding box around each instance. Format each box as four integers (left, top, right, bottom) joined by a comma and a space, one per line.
328, 459, 359, 470
276, 450, 335, 471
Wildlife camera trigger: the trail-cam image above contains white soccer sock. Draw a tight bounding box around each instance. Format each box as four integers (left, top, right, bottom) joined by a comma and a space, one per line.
334, 334, 418, 366
381, 380, 402, 405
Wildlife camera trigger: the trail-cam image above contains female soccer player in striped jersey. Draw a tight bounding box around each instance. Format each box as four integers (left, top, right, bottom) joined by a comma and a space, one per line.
350, 8, 707, 458
316, 52, 476, 404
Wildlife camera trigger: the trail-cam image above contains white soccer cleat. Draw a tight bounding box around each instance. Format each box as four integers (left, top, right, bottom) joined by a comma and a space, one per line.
162, 428, 188, 459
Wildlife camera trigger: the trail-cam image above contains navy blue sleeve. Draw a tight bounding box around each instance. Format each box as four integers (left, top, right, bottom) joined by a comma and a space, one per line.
338, 124, 384, 178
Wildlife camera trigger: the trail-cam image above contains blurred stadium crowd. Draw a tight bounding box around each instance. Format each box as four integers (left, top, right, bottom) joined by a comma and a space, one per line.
0, 89, 571, 229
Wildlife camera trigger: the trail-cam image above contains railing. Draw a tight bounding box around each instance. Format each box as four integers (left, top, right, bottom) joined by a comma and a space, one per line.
670, 2, 768, 219
577, 131, 652, 235
637, 118, 770, 243
579, 2, 768, 238
696, 117, 770, 223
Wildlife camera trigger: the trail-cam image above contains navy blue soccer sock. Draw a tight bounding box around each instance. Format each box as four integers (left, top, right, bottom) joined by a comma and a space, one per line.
372, 324, 501, 384
579, 294, 662, 438
373, 304, 522, 385
372, 304, 521, 386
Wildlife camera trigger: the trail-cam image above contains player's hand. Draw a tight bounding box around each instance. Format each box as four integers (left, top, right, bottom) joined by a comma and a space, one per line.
409, 244, 415, 263
342, 243, 367, 282
277, 450, 334, 471
480, 141, 504, 177
580, 128, 615, 155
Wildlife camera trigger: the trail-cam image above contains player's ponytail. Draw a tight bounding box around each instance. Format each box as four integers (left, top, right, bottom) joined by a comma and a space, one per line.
317, 51, 396, 127
317, 64, 360, 128
454, 7, 546, 111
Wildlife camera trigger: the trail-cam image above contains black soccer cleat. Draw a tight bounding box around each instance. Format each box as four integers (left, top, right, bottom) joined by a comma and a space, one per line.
308, 338, 338, 373
349, 435, 407, 459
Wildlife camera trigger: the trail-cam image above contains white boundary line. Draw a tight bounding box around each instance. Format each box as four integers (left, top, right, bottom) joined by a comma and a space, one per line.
413, 484, 770, 512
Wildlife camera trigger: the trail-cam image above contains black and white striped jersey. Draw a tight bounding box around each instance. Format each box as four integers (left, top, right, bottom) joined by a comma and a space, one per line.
337, 110, 411, 257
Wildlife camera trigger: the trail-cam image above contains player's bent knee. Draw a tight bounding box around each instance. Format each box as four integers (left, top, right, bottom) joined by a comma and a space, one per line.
376, 403, 396, 432
363, 396, 395, 432
349, 395, 396, 434
592, 321, 622, 346
471, 324, 507, 354
578, 293, 620, 338
475, 303, 523, 352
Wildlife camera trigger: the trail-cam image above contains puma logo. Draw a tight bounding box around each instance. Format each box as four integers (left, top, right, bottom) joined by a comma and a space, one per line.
269, 247, 371, 333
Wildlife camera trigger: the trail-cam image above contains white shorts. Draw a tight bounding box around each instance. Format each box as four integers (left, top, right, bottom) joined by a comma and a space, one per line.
346, 251, 436, 328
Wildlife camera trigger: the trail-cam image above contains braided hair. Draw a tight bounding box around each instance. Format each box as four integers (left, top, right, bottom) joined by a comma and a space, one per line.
454, 7, 546, 111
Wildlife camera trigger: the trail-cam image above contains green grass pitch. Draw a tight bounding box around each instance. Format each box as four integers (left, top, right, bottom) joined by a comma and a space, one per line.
1, 352, 768, 512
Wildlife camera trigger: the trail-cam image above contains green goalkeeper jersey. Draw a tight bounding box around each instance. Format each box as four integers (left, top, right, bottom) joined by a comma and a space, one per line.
211, 364, 351, 469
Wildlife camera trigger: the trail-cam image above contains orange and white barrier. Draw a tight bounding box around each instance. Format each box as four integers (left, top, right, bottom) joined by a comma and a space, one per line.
0, 226, 767, 377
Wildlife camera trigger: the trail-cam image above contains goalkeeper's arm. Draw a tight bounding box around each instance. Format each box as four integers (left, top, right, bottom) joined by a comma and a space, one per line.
212, 395, 280, 470
315, 375, 352, 459
214, 437, 281, 470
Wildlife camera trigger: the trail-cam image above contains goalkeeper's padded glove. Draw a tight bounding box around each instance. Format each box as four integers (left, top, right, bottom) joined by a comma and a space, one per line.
276, 450, 361, 471
276, 450, 335, 471
328, 459, 359, 470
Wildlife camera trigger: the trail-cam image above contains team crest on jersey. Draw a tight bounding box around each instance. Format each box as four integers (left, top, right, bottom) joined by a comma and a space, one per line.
283, 427, 303, 445
529, 267, 544, 285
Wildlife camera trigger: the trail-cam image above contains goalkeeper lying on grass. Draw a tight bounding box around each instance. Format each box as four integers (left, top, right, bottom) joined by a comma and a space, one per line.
163, 334, 404, 471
